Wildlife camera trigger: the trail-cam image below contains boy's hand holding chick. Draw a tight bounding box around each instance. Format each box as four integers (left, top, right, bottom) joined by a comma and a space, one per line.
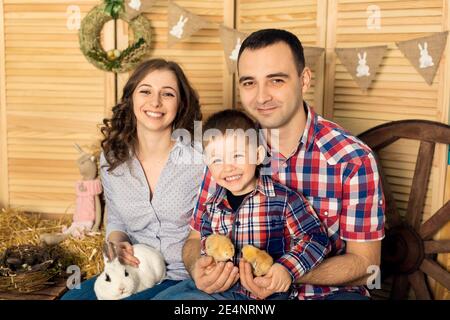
259, 263, 292, 294
240, 260, 291, 300
241, 244, 291, 298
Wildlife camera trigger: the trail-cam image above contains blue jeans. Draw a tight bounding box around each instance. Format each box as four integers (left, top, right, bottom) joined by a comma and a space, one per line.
153, 280, 369, 301
60, 276, 181, 300
152, 279, 290, 300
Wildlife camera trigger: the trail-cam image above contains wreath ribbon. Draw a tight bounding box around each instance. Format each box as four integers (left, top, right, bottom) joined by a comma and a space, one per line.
104, 0, 125, 19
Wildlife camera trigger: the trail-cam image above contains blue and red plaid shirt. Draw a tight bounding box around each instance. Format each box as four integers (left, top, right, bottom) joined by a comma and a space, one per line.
191, 103, 385, 299
200, 174, 330, 298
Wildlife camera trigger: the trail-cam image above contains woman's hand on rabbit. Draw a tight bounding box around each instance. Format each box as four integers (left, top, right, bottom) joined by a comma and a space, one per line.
112, 241, 140, 267
192, 256, 239, 294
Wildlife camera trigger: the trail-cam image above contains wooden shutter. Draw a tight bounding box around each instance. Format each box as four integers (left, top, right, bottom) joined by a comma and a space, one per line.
1, 0, 112, 215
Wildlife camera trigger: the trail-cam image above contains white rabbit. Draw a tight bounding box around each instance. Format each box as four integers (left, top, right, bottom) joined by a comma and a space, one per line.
229, 38, 242, 61
419, 42, 434, 69
356, 51, 370, 77
170, 15, 189, 39
94, 242, 166, 300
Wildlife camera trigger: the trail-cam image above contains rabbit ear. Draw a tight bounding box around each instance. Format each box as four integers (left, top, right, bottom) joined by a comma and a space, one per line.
103, 242, 116, 262
418, 43, 423, 50
363, 52, 367, 59
358, 53, 362, 60
424, 42, 428, 49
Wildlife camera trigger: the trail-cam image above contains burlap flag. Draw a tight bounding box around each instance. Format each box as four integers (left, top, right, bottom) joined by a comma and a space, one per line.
124, 0, 157, 20
396, 31, 448, 85
335, 45, 387, 91
167, 1, 209, 47
304, 46, 324, 70
219, 26, 248, 74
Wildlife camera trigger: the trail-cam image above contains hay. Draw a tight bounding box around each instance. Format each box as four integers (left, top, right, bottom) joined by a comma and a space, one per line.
0, 208, 105, 291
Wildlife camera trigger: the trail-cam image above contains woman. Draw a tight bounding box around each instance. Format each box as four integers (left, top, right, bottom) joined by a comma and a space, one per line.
61, 59, 204, 300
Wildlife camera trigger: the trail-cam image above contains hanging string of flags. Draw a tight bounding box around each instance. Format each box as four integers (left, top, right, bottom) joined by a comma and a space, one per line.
115, 1, 448, 89
337, 32, 448, 90
165, 1, 327, 76
165, 2, 448, 89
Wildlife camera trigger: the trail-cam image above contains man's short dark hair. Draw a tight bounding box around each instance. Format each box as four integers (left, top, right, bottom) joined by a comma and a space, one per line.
237, 29, 305, 75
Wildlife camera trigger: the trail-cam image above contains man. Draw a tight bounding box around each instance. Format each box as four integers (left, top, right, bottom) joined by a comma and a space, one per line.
156, 29, 385, 300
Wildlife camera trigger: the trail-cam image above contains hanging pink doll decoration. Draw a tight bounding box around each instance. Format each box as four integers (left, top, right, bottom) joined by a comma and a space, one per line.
40, 144, 103, 245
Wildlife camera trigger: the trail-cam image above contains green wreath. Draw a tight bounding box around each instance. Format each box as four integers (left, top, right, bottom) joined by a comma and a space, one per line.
79, 2, 152, 73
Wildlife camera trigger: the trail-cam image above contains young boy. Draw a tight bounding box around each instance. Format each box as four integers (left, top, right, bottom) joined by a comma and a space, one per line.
155, 109, 329, 300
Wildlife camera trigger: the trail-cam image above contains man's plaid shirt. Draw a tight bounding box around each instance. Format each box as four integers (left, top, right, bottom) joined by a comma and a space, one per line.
200, 174, 330, 298
191, 103, 385, 299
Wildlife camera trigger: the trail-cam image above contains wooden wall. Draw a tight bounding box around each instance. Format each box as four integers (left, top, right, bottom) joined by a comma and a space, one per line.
0, 0, 111, 215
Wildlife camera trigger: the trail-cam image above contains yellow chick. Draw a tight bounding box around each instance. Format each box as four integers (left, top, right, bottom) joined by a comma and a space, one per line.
242, 244, 273, 277
205, 234, 235, 262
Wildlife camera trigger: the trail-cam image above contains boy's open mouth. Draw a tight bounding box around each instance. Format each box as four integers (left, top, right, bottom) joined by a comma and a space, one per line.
225, 174, 242, 182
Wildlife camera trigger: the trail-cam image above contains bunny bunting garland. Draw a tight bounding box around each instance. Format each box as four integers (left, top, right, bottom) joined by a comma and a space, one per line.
396, 31, 448, 85
303, 46, 325, 70
167, 1, 209, 48
124, 0, 157, 20
335, 46, 388, 91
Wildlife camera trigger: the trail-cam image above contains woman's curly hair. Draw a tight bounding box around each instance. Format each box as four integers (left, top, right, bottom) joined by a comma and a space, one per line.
100, 59, 202, 172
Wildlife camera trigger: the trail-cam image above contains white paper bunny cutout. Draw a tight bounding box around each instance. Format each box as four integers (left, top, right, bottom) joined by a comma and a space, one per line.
128, 0, 141, 11
170, 15, 189, 39
66, 5, 81, 31
418, 42, 434, 69
229, 38, 242, 61
366, 5, 381, 30
356, 51, 370, 77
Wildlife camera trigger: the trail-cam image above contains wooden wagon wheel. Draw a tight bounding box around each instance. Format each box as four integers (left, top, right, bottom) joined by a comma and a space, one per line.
358, 120, 450, 300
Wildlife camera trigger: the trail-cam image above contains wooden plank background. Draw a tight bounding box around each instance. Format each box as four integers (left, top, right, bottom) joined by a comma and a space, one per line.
1, 0, 108, 215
